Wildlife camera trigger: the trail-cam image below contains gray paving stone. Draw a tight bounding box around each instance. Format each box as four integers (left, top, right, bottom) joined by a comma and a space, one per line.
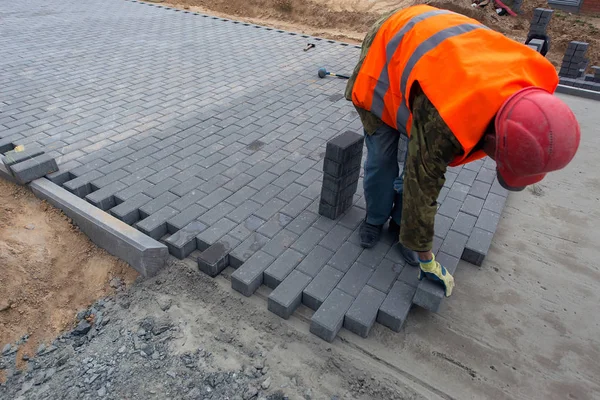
85, 181, 127, 211
256, 212, 292, 238
450, 212, 477, 237
462, 227, 494, 266
63, 170, 104, 198
377, 281, 416, 332
169, 177, 203, 197
447, 182, 470, 202
476, 167, 495, 184
267, 270, 312, 319
302, 265, 344, 311
310, 288, 354, 342
166, 204, 207, 234
228, 199, 261, 223
397, 265, 420, 288
483, 192, 507, 215
135, 206, 179, 240
367, 259, 403, 294
254, 197, 287, 221
329, 241, 363, 272
434, 214, 454, 239
337, 206, 364, 230
165, 221, 207, 259
291, 226, 326, 254
226, 186, 259, 207
286, 210, 319, 235
456, 168, 477, 186
276, 182, 306, 203
460, 194, 485, 217
319, 224, 352, 251
139, 191, 180, 219
344, 285, 386, 338
439, 230, 469, 259
295, 245, 334, 277
196, 218, 238, 251
475, 209, 501, 233
197, 237, 239, 277
272, 170, 301, 188
120, 166, 155, 186
356, 240, 390, 268
337, 262, 375, 298
412, 252, 460, 312
438, 197, 462, 220
263, 248, 304, 289
312, 215, 337, 232
250, 184, 282, 205
2, 145, 44, 166
90, 169, 129, 190
469, 180, 492, 200
229, 232, 270, 268
199, 202, 235, 226
109, 193, 152, 225
231, 250, 275, 296
9, 154, 58, 185
262, 229, 299, 258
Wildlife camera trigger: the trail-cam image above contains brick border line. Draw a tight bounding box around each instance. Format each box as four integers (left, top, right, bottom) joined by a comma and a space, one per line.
555, 84, 600, 101
129, 0, 363, 50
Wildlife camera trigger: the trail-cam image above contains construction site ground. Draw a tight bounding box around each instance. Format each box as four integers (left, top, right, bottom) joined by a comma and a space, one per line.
1, 0, 599, 399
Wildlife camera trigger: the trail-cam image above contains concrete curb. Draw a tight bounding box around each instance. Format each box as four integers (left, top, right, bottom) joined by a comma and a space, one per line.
28, 178, 169, 277
555, 84, 600, 101
0, 160, 17, 184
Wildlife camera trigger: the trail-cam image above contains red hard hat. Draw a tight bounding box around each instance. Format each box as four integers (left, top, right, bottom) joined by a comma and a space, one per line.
494, 87, 581, 191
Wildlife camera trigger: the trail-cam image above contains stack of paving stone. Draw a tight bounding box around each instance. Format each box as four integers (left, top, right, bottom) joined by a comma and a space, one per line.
525, 8, 553, 54
559, 41, 600, 93
0, 143, 58, 185
318, 131, 364, 220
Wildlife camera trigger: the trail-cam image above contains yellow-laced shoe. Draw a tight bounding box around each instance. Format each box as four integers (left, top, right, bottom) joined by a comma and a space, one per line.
418, 254, 455, 297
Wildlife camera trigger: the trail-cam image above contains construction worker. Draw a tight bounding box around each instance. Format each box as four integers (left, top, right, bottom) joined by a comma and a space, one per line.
345, 5, 580, 296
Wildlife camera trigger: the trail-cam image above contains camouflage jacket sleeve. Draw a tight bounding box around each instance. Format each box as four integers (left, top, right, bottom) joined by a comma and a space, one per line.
399, 88, 463, 252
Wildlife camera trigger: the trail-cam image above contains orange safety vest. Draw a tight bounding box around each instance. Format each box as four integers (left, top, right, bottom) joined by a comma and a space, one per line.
351, 5, 559, 166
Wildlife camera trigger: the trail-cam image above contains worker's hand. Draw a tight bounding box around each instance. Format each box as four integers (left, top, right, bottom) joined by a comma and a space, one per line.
418, 254, 455, 297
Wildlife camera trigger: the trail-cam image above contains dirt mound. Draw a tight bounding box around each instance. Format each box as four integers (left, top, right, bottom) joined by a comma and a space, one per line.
0, 179, 138, 371
169, 0, 599, 72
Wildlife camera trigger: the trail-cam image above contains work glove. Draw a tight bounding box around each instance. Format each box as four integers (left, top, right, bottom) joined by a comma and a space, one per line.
418, 254, 455, 297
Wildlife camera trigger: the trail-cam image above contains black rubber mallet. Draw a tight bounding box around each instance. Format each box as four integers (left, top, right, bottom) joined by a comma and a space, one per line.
318, 67, 349, 80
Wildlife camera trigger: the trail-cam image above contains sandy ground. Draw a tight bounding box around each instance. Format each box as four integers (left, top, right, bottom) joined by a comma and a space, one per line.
0, 179, 138, 377
163, 0, 600, 71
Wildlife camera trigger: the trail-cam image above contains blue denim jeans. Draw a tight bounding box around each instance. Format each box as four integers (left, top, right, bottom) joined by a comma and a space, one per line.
363, 124, 407, 226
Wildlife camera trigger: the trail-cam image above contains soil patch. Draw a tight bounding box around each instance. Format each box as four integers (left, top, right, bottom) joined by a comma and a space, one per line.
165, 0, 600, 71
0, 179, 138, 368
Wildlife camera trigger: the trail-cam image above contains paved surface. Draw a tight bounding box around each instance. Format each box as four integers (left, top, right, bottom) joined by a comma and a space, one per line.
1, 0, 507, 341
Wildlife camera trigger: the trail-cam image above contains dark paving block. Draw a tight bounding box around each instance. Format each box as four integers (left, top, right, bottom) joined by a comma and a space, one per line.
267, 270, 312, 319
135, 206, 179, 240
280, 195, 312, 218
256, 212, 292, 238
2, 145, 44, 167
447, 182, 470, 202
144, 177, 180, 198
165, 220, 207, 259
462, 228, 494, 266
263, 248, 304, 289
139, 191, 180, 219
114, 179, 154, 203
196, 218, 237, 251
63, 170, 104, 197
490, 179, 508, 198
329, 241, 363, 273
85, 180, 126, 210
310, 288, 354, 342
109, 192, 152, 225
456, 168, 477, 186
450, 212, 477, 237
197, 238, 238, 277
90, 169, 129, 190
337, 206, 364, 230
324, 130, 364, 164
412, 252, 460, 312
199, 202, 235, 226
344, 285, 386, 338
337, 262, 375, 298
318, 196, 353, 220
377, 281, 416, 332
302, 265, 344, 311
231, 250, 275, 296
460, 195, 485, 217
356, 239, 391, 268
287, 210, 319, 235
322, 169, 360, 192
9, 154, 58, 185
296, 245, 334, 277
323, 156, 361, 178
476, 167, 495, 184
367, 259, 403, 294
320, 181, 359, 205
166, 204, 207, 234
254, 197, 287, 221
229, 232, 270, 268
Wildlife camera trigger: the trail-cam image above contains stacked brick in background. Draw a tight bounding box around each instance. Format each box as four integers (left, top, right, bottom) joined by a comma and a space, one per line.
511, 0, 523, 13
318, 131, 364, 220
525, 8, 553, 54
558, 41, 600, 92
0, 143, 58, 185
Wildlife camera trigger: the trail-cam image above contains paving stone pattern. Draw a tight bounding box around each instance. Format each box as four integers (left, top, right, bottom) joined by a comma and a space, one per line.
0, 0, 508, 342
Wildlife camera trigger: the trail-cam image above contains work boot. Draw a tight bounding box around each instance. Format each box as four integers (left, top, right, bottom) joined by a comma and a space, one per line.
388, 220, 419, 267
359, 219, 383, 249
